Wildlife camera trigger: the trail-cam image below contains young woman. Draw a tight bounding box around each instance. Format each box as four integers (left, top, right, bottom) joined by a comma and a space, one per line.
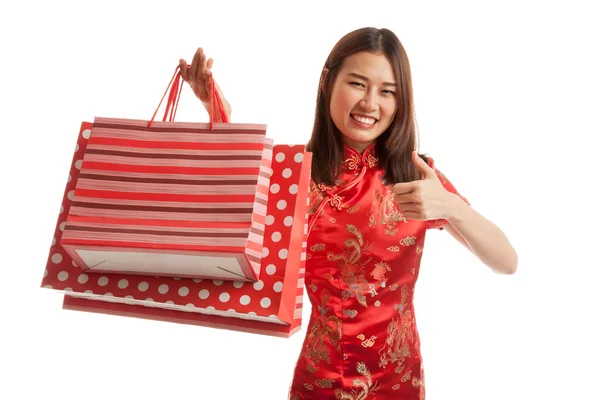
180, 27, 517, 400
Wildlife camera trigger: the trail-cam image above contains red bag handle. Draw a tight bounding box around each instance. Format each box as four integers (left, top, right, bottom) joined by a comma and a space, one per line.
148, 65, 229, 129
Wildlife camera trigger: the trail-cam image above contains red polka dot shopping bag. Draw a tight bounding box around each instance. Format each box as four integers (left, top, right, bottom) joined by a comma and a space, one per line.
40, 68, 312, 337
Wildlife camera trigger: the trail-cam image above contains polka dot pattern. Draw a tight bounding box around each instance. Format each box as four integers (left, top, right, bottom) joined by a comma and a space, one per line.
40, 139, 309, 332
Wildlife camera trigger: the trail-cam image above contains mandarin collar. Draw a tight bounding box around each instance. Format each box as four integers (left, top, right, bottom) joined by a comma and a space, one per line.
342, 142, 379, 173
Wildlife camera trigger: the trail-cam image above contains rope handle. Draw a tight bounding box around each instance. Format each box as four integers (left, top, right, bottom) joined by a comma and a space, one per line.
148, 65, 229, 129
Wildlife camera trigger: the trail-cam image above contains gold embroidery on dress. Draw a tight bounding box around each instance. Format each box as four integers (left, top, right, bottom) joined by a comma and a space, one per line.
310, 243, 326, 252
400, 236, 417, 246
361, 336, 377, 348
329, 194, 344, 210
309, 284, 318, 293
315, 379, 335, 389
308, 181, 326, 217
413, 365, 426, 400
344, 154, 360, 171
347, 202, 360, 214
366, 154, 378, 168
327, 224, 373, 307
387, 246, 400, 252
289, 393, 302, 400
334, 362, 381, 400
318, 183, 334, 192
367, 187, 407, 235
303, 383, 314, 391
357, 334, 365, 340
378, 285, 414, 375
302, 289, 342, 374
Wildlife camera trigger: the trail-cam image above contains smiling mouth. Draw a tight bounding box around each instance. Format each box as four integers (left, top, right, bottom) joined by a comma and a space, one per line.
350, 114, 378, 125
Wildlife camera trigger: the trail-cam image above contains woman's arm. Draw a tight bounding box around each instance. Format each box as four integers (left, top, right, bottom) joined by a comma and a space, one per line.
443, 196, 518, 275
394, 152, 518, 275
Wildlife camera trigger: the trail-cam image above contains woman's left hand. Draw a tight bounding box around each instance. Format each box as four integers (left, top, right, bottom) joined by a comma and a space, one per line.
392, 151, 456, 221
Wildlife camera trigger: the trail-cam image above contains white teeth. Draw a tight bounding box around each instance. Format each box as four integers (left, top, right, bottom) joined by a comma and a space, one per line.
351, 114, 376, 125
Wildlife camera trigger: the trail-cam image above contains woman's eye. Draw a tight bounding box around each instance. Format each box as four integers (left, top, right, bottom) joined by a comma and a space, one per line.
349, 81, 365, 88
382, 90, 396, 95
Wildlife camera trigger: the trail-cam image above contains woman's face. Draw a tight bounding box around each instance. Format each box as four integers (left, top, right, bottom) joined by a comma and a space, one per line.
328, 51, 398, 153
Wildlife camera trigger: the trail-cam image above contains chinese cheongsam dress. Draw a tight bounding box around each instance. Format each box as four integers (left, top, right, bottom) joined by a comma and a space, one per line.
288, 143, 469, 400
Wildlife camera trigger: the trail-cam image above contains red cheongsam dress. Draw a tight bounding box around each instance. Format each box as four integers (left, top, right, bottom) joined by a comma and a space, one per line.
288, 143, 470, 400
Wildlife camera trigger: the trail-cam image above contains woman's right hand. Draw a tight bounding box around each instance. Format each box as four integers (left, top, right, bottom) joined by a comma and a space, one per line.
179, 48, 214, 104
179, 47, 231, 121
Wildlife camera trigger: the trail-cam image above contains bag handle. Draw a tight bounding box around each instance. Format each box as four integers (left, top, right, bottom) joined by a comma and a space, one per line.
148, 65, 229, 129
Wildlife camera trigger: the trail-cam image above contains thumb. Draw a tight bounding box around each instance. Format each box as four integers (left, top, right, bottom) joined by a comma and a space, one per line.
412, 151, 436, 179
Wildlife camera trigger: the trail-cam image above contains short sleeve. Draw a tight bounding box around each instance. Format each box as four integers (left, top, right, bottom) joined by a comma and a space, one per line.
424, 157, 470, 230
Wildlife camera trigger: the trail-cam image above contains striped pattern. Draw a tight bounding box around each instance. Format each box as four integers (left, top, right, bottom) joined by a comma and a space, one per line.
61, 117, 273, 281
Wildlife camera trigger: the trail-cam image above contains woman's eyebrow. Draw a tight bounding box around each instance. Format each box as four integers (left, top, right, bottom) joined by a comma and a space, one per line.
347, 72, 397, 87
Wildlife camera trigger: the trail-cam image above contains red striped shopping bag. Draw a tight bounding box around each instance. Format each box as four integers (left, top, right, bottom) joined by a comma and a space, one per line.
60, 67, 273, 282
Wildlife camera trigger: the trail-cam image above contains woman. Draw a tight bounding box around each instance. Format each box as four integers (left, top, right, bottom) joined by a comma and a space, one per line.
180, 27, 517, 400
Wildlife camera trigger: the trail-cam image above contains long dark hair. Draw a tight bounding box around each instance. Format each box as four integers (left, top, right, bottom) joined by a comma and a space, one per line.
306, 27, 427, 186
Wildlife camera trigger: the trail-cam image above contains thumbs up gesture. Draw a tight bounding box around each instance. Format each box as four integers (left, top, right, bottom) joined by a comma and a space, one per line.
392, 151, 455, 221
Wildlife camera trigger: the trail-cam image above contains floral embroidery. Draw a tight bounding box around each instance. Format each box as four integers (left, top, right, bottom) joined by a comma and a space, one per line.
334, 362, 381, 400
327, 224, 373, 307
387, 246, 400, 252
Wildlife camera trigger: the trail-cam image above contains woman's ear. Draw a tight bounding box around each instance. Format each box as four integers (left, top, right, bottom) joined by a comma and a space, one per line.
320, 68, 329, 94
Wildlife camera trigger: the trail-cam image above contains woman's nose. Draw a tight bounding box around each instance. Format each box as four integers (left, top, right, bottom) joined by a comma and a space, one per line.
359, 90, 378, 112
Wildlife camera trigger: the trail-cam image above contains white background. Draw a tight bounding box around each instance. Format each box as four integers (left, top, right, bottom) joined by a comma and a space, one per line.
2, 1, 599, 399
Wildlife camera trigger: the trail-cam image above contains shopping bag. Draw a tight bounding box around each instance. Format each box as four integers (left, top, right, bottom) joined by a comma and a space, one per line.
59, 68, 273, 281
41, 122, 311, 337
